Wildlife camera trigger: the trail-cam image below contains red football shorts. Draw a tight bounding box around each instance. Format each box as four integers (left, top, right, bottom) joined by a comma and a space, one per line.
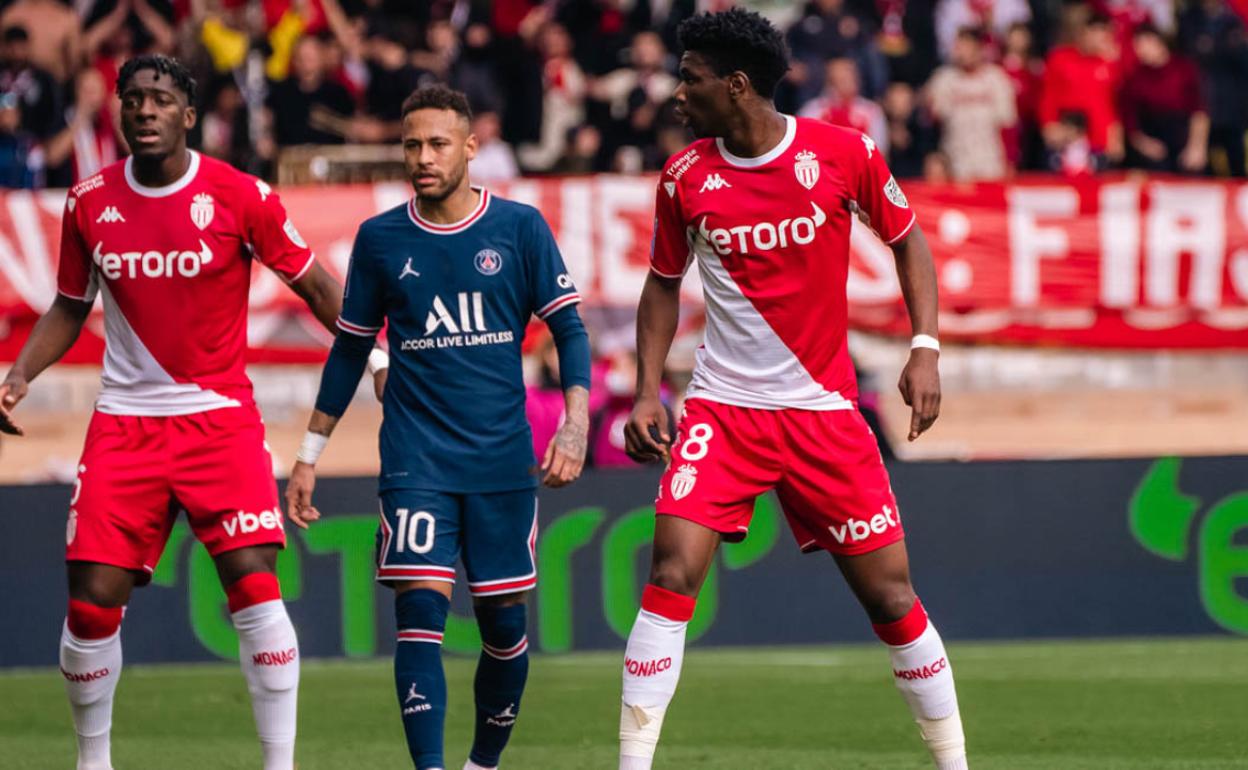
655, 398, 903, 556
66, 405, 285, 576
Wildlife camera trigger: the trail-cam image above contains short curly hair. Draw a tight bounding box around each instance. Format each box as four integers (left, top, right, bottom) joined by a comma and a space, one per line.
117, 54, 197, 103
677, 8, 789, 99
401, 85, 473, 122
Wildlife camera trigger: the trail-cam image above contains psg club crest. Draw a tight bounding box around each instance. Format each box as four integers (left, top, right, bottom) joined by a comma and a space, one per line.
190, 193, 215, 230
670, 463, 698, 501
474, 249, 503, 275
794, 149, 819, 190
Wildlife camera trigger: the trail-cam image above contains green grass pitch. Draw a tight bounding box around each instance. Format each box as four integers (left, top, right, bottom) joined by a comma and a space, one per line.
3, 637, 1246, 769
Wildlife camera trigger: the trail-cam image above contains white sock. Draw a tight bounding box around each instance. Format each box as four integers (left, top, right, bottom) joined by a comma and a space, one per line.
619, 609, 687, 769
463, 760, 495, 770
232, 599, 300, 770
60, 623, 122, 770
886, 620, 966, 766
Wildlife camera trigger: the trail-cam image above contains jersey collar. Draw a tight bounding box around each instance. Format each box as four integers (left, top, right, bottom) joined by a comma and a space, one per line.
408, 186, 491, 235
715, 115, 796, 168
124, 150, 201, 197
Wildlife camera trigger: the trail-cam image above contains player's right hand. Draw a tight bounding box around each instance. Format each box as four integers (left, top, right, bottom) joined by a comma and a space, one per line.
624, 396, 671, 464
0, 375, 28, 436
284, 461, 322, 529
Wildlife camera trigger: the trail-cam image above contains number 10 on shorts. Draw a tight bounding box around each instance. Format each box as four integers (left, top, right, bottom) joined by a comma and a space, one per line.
394, 508, 435, 554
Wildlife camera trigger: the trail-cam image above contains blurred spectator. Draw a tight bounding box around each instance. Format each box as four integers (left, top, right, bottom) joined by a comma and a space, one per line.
1180, 0, 1248, 177
550, 124, 600, 175
266, 33, 354, 146
589, 31, 676, 171
1001, 21, 1044, 170
1039, 12, 1123, 163
356, 29, 427, 142
517, 22, 585, 172
0, 26, 63, 143
452, 22, 502, 114
923, 149, 953, 182
200, 76, 250, 168
934, 0, 1031, 59
470, 110, 518, 185
0, 0, 82, 83
875, 0, 939, 87
800, 57, 887, 155
785, 0, 888, 107
1046, 111, 1105, 177
927, 27, 1016, 181
881, 82, 935, 179
41, 68, 122, 183
0, 89, 37, 187
1120, 24, 1208, 174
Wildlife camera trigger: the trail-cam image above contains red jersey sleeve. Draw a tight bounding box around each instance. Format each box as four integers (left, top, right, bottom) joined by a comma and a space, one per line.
56, 195, 97, 302
849, 131, 917, 245
243, 178, 316, 282
650, 176, 692, 278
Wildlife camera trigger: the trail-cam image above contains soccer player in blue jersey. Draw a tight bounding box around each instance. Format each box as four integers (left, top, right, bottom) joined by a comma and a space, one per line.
283, 85, 592, 770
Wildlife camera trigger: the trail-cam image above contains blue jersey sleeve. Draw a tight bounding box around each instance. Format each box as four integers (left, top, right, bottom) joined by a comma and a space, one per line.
336, 226, 385, 337
524, 209, 581, 320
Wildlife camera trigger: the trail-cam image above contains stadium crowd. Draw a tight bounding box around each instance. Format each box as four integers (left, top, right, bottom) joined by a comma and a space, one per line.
0, 0, 1246, 189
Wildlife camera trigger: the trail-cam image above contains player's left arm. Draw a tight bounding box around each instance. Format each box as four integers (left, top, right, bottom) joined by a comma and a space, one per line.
244, 178, 389, 399
541, 306, 591, 487
526, 208, 590, 487
849, 130, 940, 442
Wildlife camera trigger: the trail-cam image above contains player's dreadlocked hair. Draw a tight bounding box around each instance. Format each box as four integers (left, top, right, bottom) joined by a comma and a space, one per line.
116, 54, 197, 103
678, 8, 789, 99
401, 85, 473, 122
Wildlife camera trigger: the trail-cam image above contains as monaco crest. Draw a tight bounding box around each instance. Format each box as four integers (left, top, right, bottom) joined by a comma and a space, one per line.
670, 463, 698, 501
794, 150, 819, 190
190, 193, 215, 230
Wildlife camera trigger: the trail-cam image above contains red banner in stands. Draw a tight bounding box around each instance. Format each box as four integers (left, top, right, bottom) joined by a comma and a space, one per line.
0, 175, 1245, 361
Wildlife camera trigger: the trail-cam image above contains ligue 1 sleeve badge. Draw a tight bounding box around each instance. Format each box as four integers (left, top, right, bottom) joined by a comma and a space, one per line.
190, 193, 215, 230
475, 249, 503, 275
794, 149, 820, 190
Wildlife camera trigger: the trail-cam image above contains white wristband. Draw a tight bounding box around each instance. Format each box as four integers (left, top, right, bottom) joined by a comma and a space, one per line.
366, 347, 390, 375
295, 432, 329, 465
910, 334, 940, 353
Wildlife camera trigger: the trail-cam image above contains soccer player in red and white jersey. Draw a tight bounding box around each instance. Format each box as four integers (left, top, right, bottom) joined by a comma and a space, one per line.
618, 10, 968, 770
0, 56, 372, 770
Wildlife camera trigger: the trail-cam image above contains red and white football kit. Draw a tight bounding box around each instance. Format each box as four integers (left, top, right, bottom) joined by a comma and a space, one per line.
651, 116, 916, 556
57, 151, 316, 575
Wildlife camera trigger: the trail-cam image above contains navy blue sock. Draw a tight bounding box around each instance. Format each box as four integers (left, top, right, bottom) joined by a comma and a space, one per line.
469, 603, 530, 768
394, 589, 450, 770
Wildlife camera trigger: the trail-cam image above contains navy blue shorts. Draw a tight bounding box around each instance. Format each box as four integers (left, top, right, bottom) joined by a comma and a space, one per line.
375, 488, 538, 597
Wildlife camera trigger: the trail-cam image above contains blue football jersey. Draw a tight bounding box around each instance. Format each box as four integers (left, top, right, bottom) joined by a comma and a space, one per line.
337, 188, 581, 493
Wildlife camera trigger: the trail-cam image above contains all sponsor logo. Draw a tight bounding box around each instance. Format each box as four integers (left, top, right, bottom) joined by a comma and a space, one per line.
828, 505, 899, 544
894, 657, 948, 681
61, 666, 110, 682
670, 464, 698, 501
794, 150, 819, 190
699, 173, 731, 193
190, 193, 215, 230
222, 508, 284, 538
486, 703, 518, 727
624, 656, 673, 677
91, 240, 214, 280
696, 201, 828, 256
884, 175, 909, 209
96, 206, 125, 224
403, 292, 515, 351
475, 249, 503, 275
252, 647, 298, 666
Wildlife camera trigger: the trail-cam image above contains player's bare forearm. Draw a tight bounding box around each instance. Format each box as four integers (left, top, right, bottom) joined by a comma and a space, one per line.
890, 225, 941, 441
0, 295, 91, 434
285, 409, 340, 529
290, 262, 344, 334
635, 272, 681, 400
625, 271, 681, 463
542, 385, 589, 488
890, 225, 938, 338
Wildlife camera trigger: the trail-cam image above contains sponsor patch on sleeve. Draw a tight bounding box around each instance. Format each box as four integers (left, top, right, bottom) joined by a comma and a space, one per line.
884, 175, 909, 209
283, 219, 308, 248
